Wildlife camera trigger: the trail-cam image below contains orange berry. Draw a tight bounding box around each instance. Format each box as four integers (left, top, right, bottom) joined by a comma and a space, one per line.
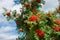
52, 25, 60, 31
36, 14, 42, 18
55, 19, 60, 24
47, 13, 51, 17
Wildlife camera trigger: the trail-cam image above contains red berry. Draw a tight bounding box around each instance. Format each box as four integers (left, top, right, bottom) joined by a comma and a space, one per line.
55, 19, 60, 24
25, 3, 30, 7
29, 16, 37, 22
32, 8, 36, 13
16, 21, 22, 25
31, 0, 34, 3
6, 11, 10, 16
59, 6, 60, 10
36, 29, 44, 38
59, 28, 60, 31
36, 0, 41, 3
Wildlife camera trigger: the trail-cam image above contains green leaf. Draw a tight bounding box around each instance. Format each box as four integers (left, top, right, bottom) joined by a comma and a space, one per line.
12, 10, 16, 17
34, 33, 39, 40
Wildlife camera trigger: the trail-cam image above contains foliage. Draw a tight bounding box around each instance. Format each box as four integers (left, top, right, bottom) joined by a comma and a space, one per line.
3, 0, 60, 40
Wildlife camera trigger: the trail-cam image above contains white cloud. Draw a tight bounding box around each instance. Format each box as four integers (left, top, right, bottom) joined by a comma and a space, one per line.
0, 33, 18, 40
0, 0, 14, 9
41, 0, 59, 12
11, 4, 22, 14
0, 17, 7, 23
0, 26, 16, 33
0, 26, 18, 40
0, 0, 20, 40
0, 0, 14, 16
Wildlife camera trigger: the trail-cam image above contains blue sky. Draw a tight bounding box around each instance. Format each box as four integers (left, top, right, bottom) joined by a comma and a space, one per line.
0, 0, 59, 40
